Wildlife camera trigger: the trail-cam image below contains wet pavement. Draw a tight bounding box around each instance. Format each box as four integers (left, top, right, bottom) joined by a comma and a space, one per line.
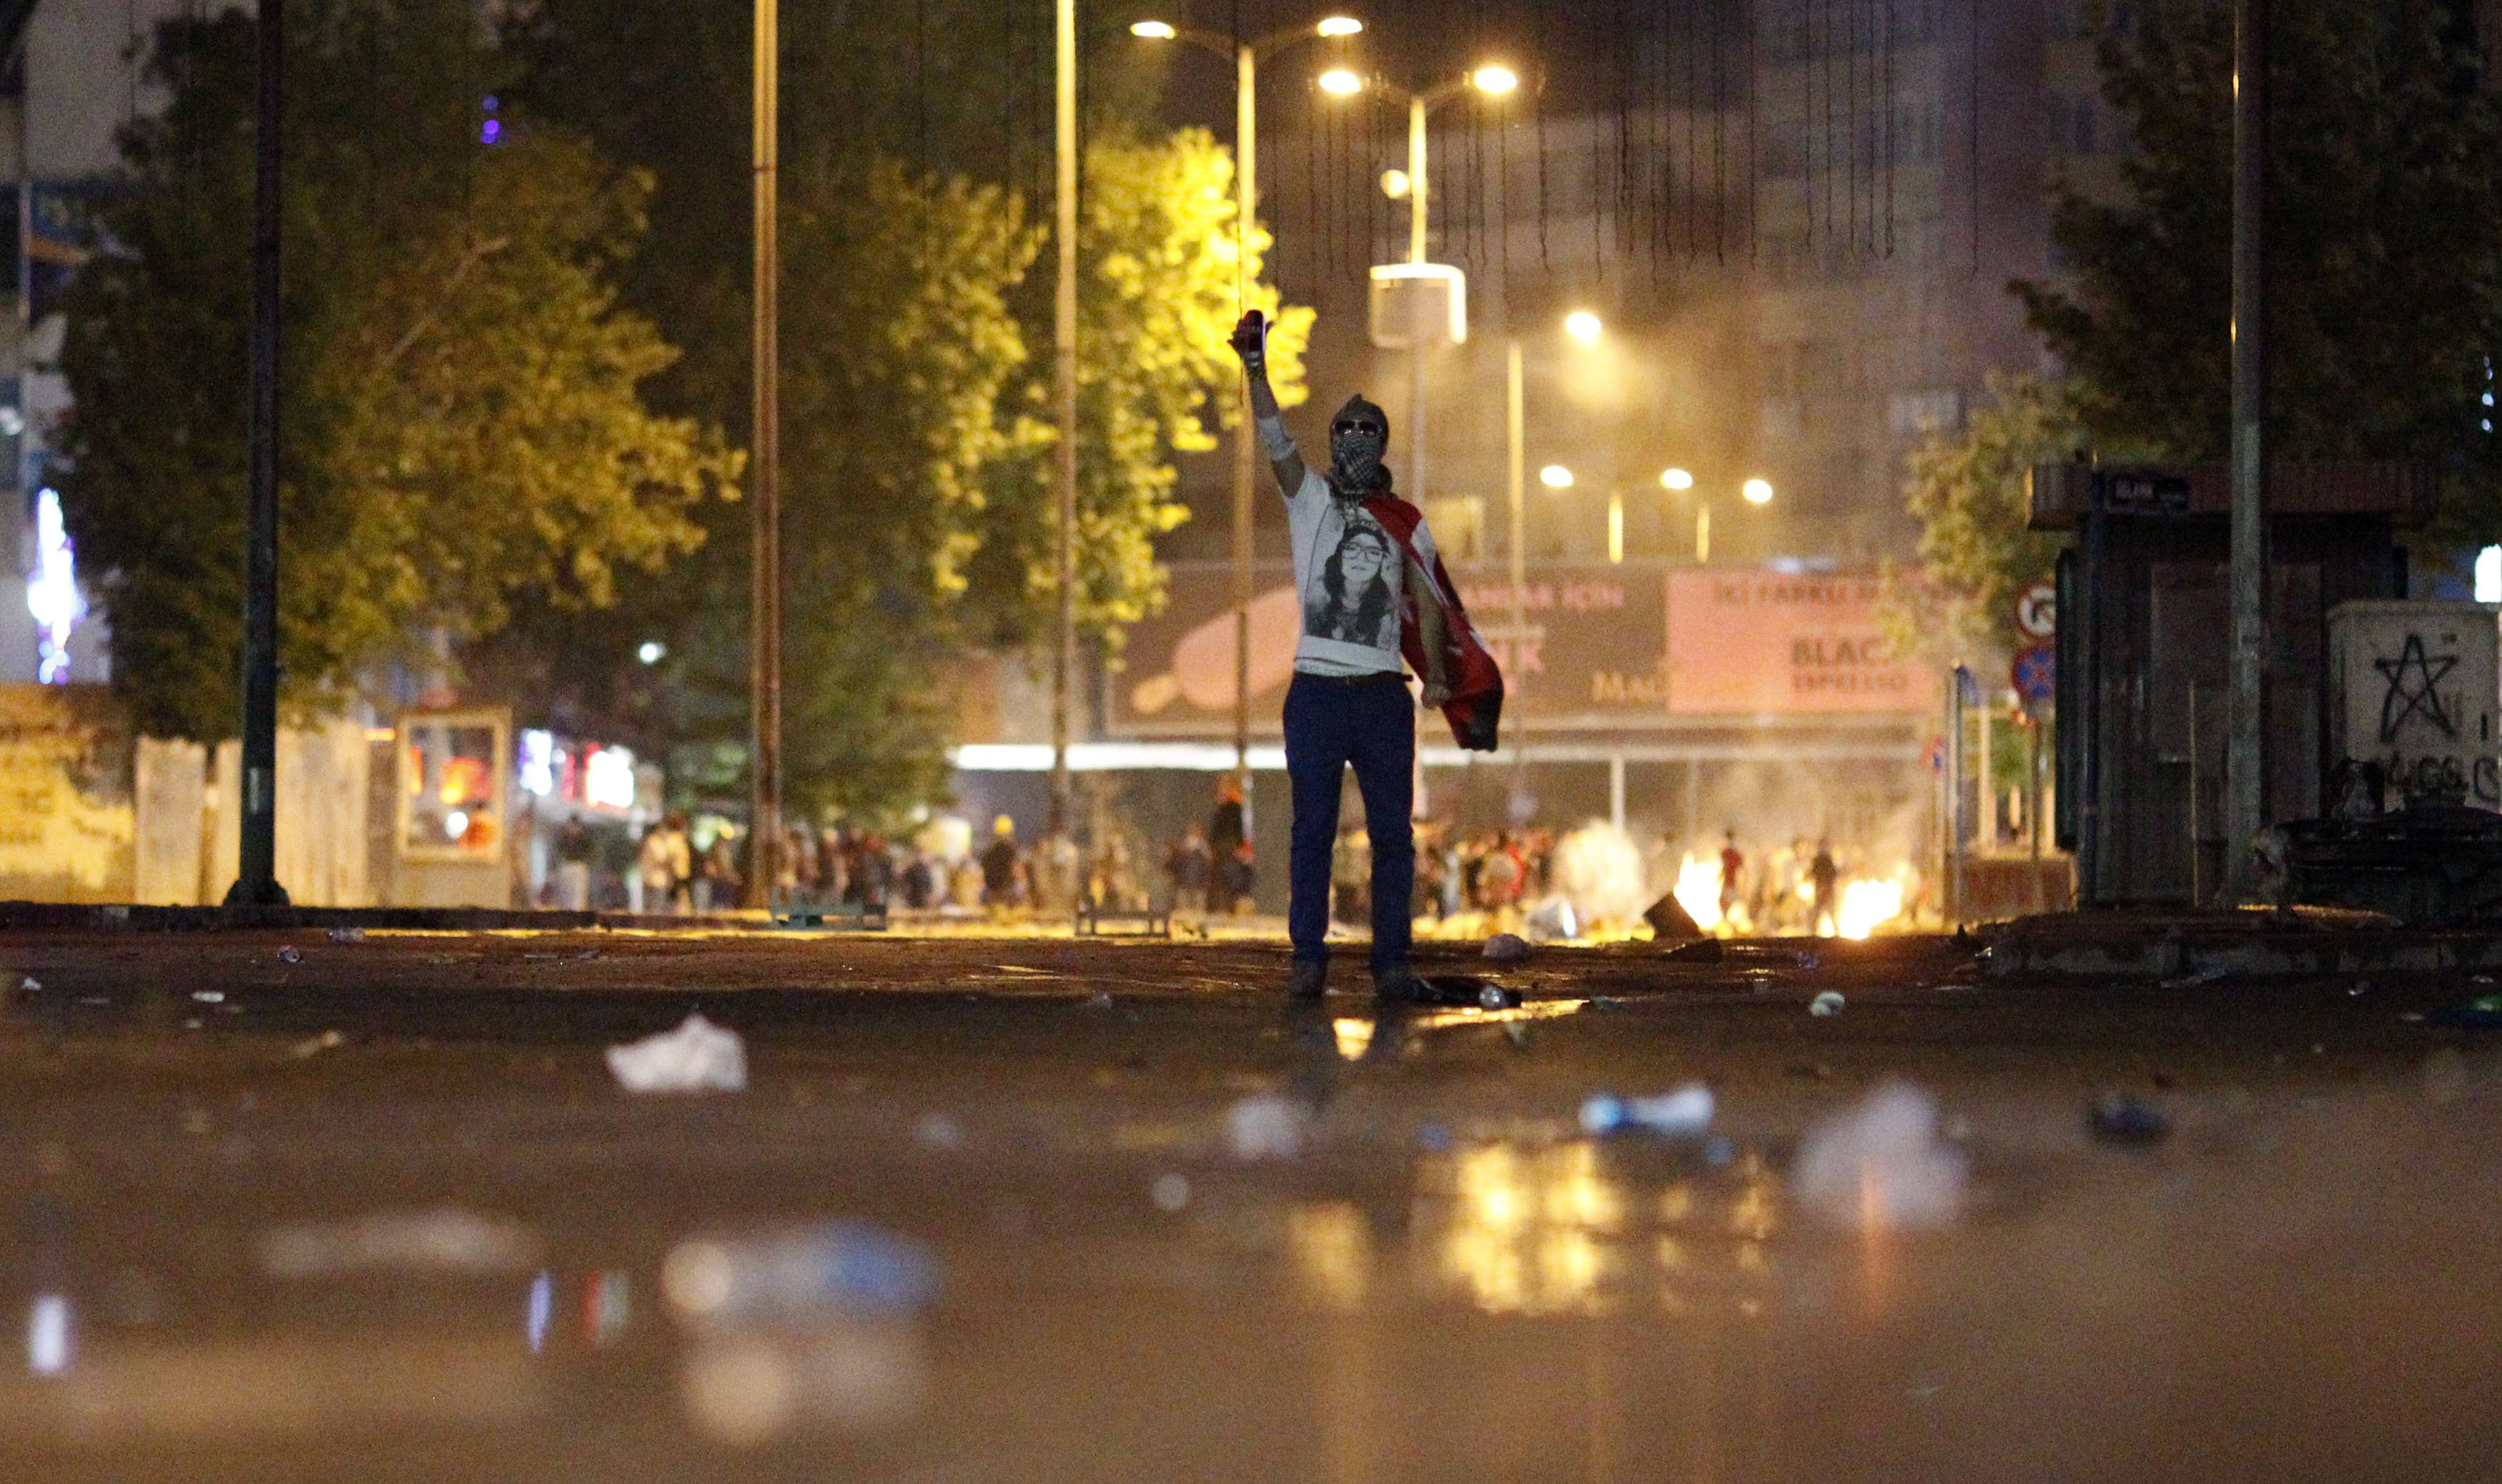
0, 926, 2498, 1480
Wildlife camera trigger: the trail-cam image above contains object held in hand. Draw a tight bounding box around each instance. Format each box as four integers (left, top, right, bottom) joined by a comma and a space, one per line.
1230, 309, 1267, 369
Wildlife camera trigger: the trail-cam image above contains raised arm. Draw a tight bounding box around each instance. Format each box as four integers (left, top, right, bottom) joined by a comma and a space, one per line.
1229, 311, 1307, 496
1406, 554, 1453, 710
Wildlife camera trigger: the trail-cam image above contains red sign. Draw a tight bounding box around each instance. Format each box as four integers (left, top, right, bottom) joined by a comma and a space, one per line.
1664, 571, 1937, 716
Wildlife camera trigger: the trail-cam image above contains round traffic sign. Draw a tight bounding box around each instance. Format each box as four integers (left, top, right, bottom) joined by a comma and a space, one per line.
2012, 642, 2056, 704
2014, 579, 2057, 640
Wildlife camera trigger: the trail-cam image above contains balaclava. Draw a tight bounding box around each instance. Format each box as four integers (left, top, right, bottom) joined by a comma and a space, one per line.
1327, 394, 1392, 499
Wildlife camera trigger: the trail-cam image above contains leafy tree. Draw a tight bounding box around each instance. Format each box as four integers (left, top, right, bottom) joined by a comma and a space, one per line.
56, 4, 733, 741
1888, 373, 2090, 664
2011, 0, 2502, 552
966, 124, 1314, 651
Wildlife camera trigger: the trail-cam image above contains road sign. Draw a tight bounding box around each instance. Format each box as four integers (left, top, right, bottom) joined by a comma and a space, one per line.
2012, 642, 2056, 704
2014, 578, 2057, 640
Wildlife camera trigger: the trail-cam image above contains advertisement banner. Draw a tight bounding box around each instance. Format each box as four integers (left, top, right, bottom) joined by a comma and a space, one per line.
1113, 561, 1934, 734
1663, 570, 1935, 715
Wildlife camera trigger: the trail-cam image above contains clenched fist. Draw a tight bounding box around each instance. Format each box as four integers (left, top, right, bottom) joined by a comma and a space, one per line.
1229, 310, 1267, 372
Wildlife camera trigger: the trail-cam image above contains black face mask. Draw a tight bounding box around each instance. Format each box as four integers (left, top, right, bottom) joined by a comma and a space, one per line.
1330, 417, 1386, 493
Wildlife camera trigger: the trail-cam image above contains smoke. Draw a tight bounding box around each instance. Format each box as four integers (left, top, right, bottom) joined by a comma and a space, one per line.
1547, 821, 1653, 927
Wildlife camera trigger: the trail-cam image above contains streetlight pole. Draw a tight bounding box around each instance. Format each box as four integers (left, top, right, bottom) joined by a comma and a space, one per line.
1052, 0, 1078, 834
229, 0, 287, 907
1505, 335, 1525, 806
746, 0, 782, 909
2225, 0, 2269, 901
1408, 94, 1430, 512
1330, 65, 1517, 516
1233, 40, 1256, 783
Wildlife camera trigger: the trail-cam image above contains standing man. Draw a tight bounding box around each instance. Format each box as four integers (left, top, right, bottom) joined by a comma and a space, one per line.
1230, 310, 1500, 999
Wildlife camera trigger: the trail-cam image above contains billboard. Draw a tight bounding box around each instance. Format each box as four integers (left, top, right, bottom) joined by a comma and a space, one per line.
1114, 561, 1932, 734
1663, 570, 1935, 715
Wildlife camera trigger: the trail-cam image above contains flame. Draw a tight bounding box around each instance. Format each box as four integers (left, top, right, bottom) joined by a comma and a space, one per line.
1836, 878, 1905, 940
1671, 854, 1724, 933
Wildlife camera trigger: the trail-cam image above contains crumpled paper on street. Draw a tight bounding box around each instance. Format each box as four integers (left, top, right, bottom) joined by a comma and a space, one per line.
607, 1013, 748, 1094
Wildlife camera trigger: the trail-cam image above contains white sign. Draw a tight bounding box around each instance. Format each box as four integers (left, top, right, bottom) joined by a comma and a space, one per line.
2327, 602, 2502, 808
2014, 579, 2057, 640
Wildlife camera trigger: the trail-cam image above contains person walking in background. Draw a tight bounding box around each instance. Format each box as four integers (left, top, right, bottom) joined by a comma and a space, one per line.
979, 816, 1023, 911
696, 827, 741, 913
1207, 775, 1247, 915
553, 817, 595, 911
1810, 838, 1840, 938
1232, 307, 1502, 999
1718, 828, 1745, 927
1167, 826, 1212, 917
636, 812, 693, 916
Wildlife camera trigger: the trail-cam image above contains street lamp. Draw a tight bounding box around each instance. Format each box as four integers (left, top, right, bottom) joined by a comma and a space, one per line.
1744, 477, 1775, 505
1326, 60, 1523, 516
1132, 12, 1365, 784
1538, 463, 1575, 488
1563, 310, 1603, 345
1660, 467, 1694, 490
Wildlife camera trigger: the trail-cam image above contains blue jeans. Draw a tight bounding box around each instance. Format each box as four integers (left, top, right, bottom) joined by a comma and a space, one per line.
1284, 671, 1414, 974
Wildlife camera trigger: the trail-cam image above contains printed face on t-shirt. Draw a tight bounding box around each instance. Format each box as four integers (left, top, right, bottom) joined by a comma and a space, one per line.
1305, 512, 1400, 653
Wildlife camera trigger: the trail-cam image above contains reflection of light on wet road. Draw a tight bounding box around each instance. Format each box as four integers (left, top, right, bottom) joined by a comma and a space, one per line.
1403, 1140, 1780, 1317
26, 1295, 69, 1377
1332, 1001, 1586, 1061
1287, 1203, 1370, 1309
524, 1271, 551, 1354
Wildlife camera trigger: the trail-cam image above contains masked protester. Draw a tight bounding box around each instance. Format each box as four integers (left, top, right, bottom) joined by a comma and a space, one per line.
1230, 309, 1503, 1000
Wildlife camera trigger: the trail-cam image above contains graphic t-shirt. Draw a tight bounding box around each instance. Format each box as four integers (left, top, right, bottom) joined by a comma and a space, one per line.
1282, 462, 1406, 676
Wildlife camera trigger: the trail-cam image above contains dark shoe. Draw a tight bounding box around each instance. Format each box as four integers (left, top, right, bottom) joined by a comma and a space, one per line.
1287, 959, 1327, 1000
1373, 962, 1420, 1002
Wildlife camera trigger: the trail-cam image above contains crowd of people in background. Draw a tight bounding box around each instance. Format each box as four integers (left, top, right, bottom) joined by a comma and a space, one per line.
549, 786, 1882, 935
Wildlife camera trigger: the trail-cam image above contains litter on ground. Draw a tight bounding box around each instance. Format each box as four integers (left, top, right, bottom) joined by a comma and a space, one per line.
607, 1014, 748, 1094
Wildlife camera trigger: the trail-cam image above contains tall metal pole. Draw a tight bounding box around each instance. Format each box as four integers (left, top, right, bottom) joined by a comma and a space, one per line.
1407, 95, 1429, 510
1232, 41, 1257, 788
746, 0, 782, 909
1051, 0, 1079, 831
2225, 0, 2270, 901
227, 0, 288, 907
1506, 337, 1526, 803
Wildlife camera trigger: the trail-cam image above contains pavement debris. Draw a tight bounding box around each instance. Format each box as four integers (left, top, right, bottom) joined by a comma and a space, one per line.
1792, 1081, 1967, 1230
2432, 995, 2502, 1029
1413, 975, 1521, 1010
606, 1013, 748, 1094
191, 990, 225, 1004
277, 946, 302, 965
2161, 964, 2231, 989
1225, 1094, 1309, 1160
1150, 1174, 1191, 1212
1809, 990, 1846, 1017
1080, 991, 1116, 1009
1524, 898, 1581, 943
1579, 1084, 1713, 1139
1582, 995, 1626, 1013
2087, 1094, 2172, 1146
1481, 932, 1531, 964
14, 975, 36, 996
327, 926, 366, 944
258, 1207, 542, 1278
1665, 938, 1724, 964
1642, 890, 1705, 941
912, 1113, 965, 1149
